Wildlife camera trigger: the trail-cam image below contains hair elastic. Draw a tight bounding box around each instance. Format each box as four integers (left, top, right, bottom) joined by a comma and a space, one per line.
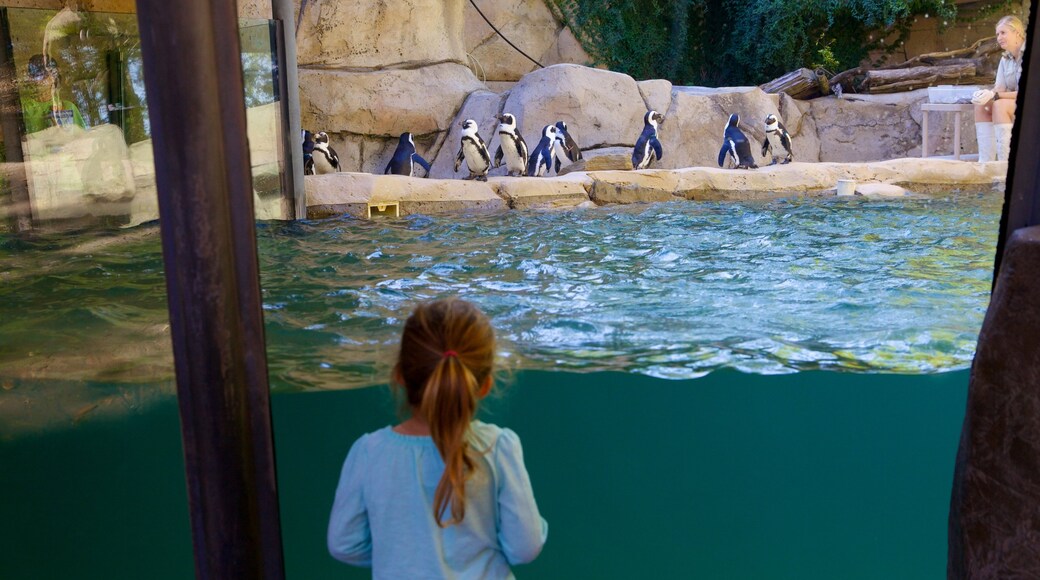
443, 350, 458, 358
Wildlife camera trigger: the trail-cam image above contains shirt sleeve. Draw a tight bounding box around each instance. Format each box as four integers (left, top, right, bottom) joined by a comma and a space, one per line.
494, 428, 548, 565
994, 58, 1008, 93
327, 435, 373, 567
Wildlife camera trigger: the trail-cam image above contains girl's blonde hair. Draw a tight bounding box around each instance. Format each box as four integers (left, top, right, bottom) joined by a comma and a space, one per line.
996, 15, 1026, 41
394, 298, 495, 527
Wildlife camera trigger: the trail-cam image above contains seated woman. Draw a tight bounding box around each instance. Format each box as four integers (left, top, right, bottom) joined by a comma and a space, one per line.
973, 15, 1026, 162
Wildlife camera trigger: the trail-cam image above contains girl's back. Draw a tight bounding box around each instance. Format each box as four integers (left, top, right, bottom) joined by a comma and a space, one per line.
328, 421, 546, 579
327, 298, 547, 578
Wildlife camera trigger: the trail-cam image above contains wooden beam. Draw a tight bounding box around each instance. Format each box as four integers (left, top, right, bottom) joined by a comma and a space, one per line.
134, 0, 285, 577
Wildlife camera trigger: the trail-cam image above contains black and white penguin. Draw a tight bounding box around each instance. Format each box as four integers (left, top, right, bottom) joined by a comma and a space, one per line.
312, 131, 341, 174
453, 119, 491, 181
493, 113, 528, 177
527, 124, 560, 177
761, 114, 793, 165
717, 114, 757, 170
631, 110, 664, 170
553, 120, 582, 174
302, 130, 315, 176
384, 132, 431, 177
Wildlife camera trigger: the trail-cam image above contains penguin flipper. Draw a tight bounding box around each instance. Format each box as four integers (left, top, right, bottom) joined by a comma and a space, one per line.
780, 132, 794, 157
412, 153, 431, 176
384, 162, 392, 175
554, 157, 561, 174
761, 138, 770, 158
494, 145, 504, 168
650, 137, 663, 162
717, 144, 729, 168
454, 147, 464, 173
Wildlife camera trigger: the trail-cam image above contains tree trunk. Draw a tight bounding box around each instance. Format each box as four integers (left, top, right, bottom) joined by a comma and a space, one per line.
760, 68, 820, 99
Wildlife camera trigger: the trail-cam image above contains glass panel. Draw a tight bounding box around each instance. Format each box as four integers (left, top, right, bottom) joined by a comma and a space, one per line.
0, 8, 290, 578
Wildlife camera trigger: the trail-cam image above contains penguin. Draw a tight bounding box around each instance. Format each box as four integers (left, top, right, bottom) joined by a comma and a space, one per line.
717, 114, 758, 169
453, 119, 491, 181
631, 110, 664, 170
302, 130, 315, 175
553, 120, 582, 174
492, 113, 528, 177
384, 132, 431, 177
761, 113, 793, 165
312, 131, 341, 174
526, 124, 560, 177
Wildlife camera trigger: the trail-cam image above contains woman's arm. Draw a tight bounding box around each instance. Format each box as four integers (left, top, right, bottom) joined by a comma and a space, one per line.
495, 428, 548, 565
327, 437, 373, 566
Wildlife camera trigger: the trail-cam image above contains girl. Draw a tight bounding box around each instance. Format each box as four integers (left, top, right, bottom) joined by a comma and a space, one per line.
328, 298, 547, 578
973, 15, 1027, 162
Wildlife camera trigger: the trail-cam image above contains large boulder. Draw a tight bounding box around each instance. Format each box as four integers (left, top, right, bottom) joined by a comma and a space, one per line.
502, 64, 647, 152
658, 86, 786, 169
306, 172, 506, 218
300, 63, 484, 173
810, 91, 927, 161
295, 0, 466, 69
464, 0, 591, 82
428, 90, 507, 179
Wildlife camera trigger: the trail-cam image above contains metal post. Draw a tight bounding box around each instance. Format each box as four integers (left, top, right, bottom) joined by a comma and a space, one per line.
271, 0, 305, 220
992, 0, 1039, 280
135, 0, 285, 578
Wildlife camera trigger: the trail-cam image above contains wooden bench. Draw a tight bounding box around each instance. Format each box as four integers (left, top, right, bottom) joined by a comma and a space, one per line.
920, 103, 974, 160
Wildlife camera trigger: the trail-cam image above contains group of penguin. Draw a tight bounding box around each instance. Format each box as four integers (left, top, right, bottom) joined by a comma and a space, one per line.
302, 110, 795, 178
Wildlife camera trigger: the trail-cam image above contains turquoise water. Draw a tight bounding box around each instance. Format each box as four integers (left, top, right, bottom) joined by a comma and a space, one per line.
0, 370, 969, 579
0, 194, 998, 398
0, 193, 994, 577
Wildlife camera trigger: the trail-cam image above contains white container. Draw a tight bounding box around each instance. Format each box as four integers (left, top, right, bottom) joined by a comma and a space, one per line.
927, 85, 980, 104
836, 179, 856, 196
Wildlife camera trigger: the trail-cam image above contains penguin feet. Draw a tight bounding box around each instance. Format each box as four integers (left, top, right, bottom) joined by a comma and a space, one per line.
475, 175, 488, 182
768, 159, 779, 166
782, 157, 792, 164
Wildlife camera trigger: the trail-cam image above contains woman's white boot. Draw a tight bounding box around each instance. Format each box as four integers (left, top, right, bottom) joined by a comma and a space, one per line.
975, 122, 995, 162
995, 123, 1014, 161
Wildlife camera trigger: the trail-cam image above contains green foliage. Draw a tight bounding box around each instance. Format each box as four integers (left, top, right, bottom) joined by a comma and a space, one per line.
549, 0, 959, 85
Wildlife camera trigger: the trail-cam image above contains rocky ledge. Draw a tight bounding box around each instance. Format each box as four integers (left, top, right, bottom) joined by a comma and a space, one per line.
306, 158, 1007, 219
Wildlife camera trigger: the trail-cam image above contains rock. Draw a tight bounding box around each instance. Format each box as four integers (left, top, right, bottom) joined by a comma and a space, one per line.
306, 173, 507, 219
558, 149, 632, 175
638, 79, 673, 114
490, 175, 590, 209
295, 0, 466, 68
299, 63, 484, 140
855, 183, 907, 197
465, 0, 560, 82
659, 87, 782, 169
810, 91, 927, 161
545, 26, 591, 68
587, 170, 684, 204
429, 90, 507, 179
502, 64, 647, 151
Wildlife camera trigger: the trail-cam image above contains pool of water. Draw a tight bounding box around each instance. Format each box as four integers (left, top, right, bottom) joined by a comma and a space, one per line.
0, 193, 999, 399
0, 369, 969, 579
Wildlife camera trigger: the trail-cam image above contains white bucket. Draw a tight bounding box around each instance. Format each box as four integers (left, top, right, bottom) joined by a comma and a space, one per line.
836, 179, 856, 196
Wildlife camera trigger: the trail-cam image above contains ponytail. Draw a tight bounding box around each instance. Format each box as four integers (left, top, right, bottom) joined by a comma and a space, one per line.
394, 298, 496, 527
421, 354, 479, 526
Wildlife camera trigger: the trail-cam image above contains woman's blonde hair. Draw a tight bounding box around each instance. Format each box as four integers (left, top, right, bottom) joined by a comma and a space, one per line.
394, 298, 495, 527
996, 15, 1026, 41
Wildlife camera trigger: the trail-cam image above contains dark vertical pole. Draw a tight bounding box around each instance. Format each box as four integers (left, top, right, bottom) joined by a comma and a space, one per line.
271, 0, 305, 220
0, 8, 32, 233
992, 0, 1039, 280
135, 0, 285, 578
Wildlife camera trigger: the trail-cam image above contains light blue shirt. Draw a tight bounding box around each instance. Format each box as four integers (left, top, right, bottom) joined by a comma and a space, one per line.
328, 421, 548, 579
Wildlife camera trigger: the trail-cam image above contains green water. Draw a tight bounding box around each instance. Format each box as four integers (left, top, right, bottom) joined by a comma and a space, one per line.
1, 369, 968, 579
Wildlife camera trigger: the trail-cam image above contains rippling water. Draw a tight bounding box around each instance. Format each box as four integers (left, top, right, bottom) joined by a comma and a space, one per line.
0, 193, 999, 392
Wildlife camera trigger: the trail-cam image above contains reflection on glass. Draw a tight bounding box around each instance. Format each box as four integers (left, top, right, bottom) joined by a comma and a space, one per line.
0, 7, 291, 232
